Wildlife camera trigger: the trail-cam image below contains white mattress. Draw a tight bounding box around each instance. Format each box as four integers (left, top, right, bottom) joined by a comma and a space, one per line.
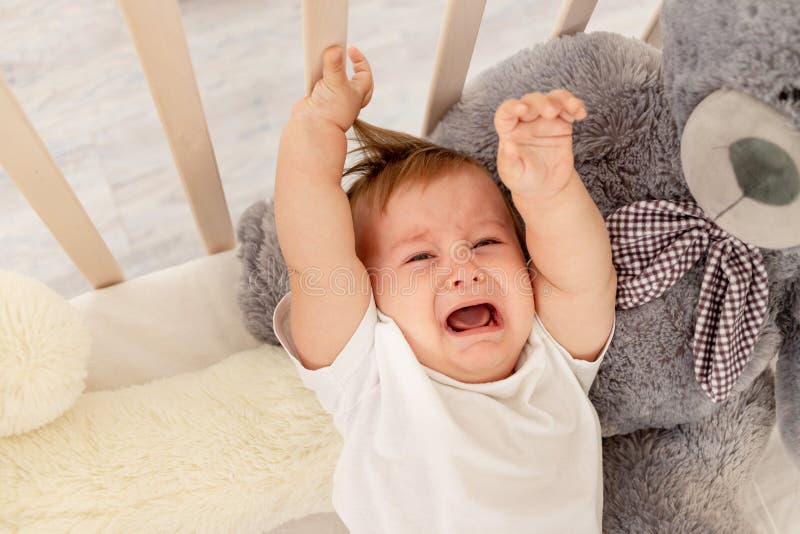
69, 250, 347, 533
68, 250, 798, 533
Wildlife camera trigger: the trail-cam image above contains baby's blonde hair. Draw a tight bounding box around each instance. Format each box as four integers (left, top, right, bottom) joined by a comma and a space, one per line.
344, 119, 528, 259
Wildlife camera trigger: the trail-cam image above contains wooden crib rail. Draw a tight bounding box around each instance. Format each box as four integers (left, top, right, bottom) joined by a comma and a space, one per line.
422, 0, 597, 136
118, 0, 234, 256
421, 0, 599, 137
0, 75, 125, 289
420, 0, 662, 137
1, 0, 235, 290
642, 1, 663, 48
2, 0, 663, 291
551, 0, 599, 38
421, 0, 487, 138
302, 0, 349, 96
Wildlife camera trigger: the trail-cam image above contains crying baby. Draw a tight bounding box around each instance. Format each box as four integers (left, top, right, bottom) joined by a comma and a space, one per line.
273, 44, 616, 533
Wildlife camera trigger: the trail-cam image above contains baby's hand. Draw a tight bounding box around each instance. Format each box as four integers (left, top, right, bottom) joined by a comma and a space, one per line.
494, 89, 587, 200
292, 45, 374, 132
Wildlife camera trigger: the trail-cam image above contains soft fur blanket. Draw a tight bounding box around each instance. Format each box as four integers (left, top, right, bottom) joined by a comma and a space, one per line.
1, 345, 340, 532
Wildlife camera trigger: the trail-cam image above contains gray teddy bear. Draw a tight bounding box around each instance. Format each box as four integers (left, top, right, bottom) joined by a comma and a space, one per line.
236, 0, 799, 531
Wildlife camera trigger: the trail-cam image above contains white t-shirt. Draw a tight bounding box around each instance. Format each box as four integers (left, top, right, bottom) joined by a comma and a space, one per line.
273, 290, 615, 534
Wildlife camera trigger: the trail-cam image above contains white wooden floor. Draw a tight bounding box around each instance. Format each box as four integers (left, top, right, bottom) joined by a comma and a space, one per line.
0, 0, 660, 298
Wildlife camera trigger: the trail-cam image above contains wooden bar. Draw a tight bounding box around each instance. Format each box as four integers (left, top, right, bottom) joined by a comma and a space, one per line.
118, 0, 235, 255
642, 1, 663, 48
302, 0, 349, 95
0, 74, 125, 289
420, 0, 486, 137
550, 0, 599, 38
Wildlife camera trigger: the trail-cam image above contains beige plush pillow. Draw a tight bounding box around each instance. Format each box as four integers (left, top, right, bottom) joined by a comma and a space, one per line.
0, 270, 91, 437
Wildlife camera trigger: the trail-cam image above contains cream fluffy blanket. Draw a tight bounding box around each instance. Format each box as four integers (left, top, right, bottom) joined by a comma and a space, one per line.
1, 346, 338, 532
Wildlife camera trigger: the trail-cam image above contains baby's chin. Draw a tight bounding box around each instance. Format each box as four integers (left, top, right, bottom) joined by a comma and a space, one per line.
442, 318, 532, 380
431, 343, 523, 384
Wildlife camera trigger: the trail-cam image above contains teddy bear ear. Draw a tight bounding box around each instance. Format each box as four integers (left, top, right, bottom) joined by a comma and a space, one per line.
0, 270, 91, 437
681, 89, 800, 250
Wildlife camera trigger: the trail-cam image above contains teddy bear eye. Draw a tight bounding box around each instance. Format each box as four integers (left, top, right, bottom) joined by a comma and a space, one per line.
777, 85, 800, 102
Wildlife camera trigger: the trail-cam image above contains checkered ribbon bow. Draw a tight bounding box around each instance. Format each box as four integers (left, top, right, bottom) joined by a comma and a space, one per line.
605, 200, 770, 403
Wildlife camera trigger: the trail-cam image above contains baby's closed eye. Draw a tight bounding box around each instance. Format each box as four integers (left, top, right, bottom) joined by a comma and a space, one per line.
406, 252, 434, 263
404, 238, 501, 263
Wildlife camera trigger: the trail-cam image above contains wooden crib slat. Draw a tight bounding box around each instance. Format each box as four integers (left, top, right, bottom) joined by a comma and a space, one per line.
302, 0, 349, 96
551, 0, 599, 38
421, 0, 487, 137
0, 75, 125, 289
642, 1, 663, 48
118, 0, 235, 255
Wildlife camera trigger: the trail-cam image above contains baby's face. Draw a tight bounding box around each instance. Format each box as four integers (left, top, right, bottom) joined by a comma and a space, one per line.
354, 165, 535, 383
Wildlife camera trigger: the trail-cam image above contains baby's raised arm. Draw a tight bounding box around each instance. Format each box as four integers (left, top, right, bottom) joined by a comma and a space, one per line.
274, 46, 373, 370
494, 90, 617, 362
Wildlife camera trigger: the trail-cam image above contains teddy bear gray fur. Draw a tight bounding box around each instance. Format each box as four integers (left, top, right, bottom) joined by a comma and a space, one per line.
659, 0, 800, 474
235, 0, 799, 530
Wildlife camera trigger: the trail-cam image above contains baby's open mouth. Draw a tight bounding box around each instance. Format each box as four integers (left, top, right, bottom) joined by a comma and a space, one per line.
445, 303, 503, 334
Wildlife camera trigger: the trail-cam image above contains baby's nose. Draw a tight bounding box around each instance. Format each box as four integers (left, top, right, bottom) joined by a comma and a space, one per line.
444, 270, 487, 290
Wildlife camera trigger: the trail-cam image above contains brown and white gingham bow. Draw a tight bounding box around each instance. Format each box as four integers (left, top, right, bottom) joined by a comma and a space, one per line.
605, 200, 769, 403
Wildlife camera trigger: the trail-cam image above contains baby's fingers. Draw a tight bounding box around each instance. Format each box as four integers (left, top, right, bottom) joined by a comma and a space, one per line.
494, 99, 522, 137
519, 93, 561, 121
547, 89, 587, 121
321, 45, 348, 88
497, 141, 524, 182
517, 91, 587, 123
348, 46, 374, 108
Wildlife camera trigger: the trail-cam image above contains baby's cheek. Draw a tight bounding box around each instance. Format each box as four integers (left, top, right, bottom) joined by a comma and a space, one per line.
401, 295, 438, 336
516, 263, 535, 296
